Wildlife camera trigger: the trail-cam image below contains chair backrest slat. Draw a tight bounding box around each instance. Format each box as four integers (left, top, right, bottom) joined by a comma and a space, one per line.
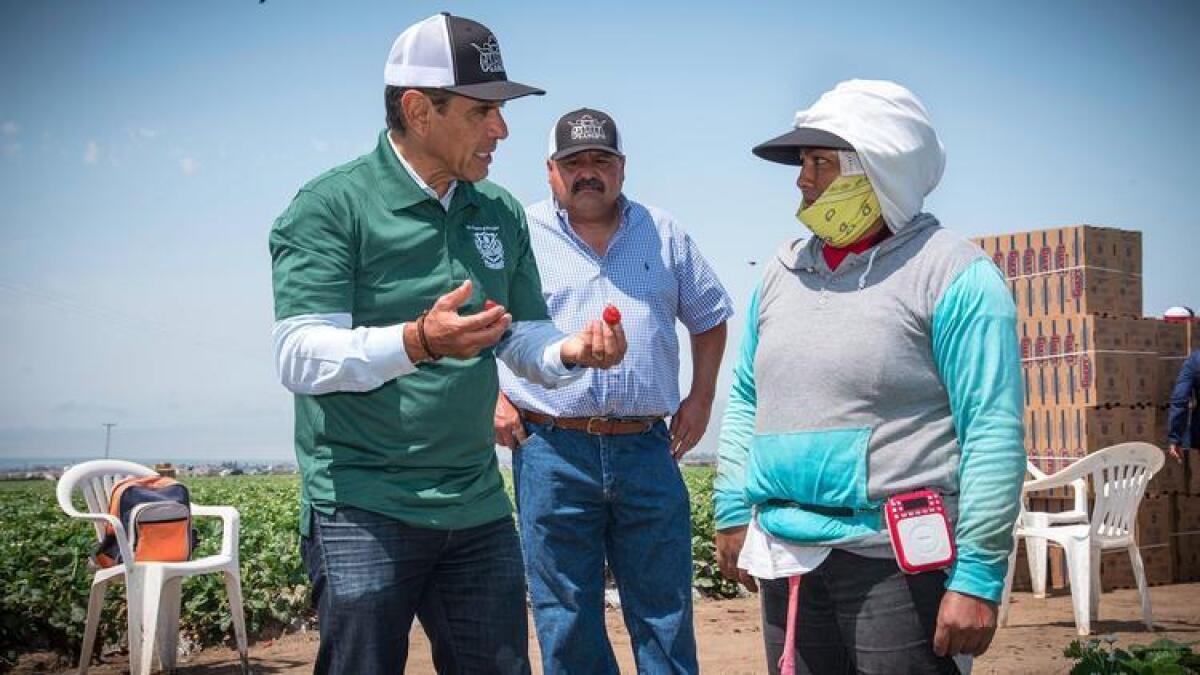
101, 474, 117, 500
81, 479, 108, 540
1089, 443, 1164, 545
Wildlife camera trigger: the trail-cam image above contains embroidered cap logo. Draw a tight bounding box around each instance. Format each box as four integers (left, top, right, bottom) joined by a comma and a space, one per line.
471, 35, 506, 74
569, 114, 608, 142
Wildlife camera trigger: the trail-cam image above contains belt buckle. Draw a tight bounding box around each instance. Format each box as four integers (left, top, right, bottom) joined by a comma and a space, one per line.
585, 417, 607, 435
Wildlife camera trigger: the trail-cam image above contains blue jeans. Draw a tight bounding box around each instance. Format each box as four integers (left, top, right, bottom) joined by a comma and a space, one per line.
302, 507, 530, 675
514, 420, 698, 675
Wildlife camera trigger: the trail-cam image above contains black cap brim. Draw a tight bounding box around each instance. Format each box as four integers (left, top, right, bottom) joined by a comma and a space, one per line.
551, 144, 625, 161
752, 127, 853, 165
444, 80, 545, 102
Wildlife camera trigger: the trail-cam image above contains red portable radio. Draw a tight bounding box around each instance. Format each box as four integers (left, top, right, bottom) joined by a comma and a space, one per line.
884, 489, 955, 574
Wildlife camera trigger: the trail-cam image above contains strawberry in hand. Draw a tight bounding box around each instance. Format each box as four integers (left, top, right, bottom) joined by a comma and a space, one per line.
603, 304, 622, 326
560, 304, 627, 369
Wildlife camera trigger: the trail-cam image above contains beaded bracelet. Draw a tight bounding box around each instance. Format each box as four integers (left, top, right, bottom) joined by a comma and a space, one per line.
417, 311, 443, 361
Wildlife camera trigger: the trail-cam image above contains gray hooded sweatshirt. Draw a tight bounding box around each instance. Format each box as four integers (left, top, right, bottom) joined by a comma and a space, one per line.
714, 80, 1025, 602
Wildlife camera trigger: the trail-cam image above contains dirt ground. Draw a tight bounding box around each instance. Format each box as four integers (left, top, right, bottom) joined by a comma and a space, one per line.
17, 584, 1200, 674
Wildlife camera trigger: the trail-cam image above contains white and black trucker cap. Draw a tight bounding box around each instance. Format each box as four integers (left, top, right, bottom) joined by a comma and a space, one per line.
547, 108, 624, 160
384, 13, 544, 102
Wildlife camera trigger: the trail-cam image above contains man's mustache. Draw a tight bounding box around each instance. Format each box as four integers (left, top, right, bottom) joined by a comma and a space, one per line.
572, 178, 605, 194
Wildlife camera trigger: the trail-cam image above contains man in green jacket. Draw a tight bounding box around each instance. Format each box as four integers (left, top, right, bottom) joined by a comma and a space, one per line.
269, 13, 626, 675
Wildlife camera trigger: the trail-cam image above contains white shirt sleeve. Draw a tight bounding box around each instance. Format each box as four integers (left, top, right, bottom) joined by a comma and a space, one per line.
496, 320, 585, 388
272, 313, 417, 395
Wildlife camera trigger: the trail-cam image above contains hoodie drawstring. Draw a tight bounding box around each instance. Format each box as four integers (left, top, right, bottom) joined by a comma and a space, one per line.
857, 247, 879, 290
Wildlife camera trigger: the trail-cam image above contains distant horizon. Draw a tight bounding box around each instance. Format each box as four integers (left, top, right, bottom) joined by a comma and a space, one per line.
0, 447, 721, 472
0, 454, 299, 470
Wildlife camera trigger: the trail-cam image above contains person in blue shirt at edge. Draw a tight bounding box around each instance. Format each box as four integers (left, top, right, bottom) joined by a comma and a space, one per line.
712, 80, 1025, 675
1167, 346, 1199, 463
493, 107, 733, 674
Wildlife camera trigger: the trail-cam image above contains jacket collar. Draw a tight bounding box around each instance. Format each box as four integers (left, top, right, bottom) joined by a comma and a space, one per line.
368, 130, 480, 213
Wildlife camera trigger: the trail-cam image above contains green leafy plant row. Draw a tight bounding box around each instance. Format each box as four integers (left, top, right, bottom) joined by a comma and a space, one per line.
1065, 636, 1200, 674
0, 475, 307, 670
0, 467, 737, 668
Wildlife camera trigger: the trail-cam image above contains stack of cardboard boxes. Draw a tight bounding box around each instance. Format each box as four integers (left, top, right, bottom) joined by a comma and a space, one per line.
972, 224, 1196, 589
1176, 494, 1200, 582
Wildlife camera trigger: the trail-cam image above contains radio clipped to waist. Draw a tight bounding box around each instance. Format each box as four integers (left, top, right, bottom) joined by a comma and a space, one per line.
884, 488, 956, 574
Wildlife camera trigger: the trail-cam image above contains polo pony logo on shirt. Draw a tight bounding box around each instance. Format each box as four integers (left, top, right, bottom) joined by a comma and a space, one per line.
473, 231, 505, 270
471, 35, 505, 74
569, 114, 607, 141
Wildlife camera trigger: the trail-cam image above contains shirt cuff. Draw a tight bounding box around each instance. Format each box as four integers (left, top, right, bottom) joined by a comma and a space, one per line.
543, 337, 584, 380
945, 557, 1009, 604
685, 308, 734, 336
715, 498, 753, 531
363, 323, 418, 379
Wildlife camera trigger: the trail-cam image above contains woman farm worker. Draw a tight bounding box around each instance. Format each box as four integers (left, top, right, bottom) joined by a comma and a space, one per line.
713, 80, 1025, 675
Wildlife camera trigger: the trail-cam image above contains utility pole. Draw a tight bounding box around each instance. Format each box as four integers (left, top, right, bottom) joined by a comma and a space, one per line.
102, 423, 116, 459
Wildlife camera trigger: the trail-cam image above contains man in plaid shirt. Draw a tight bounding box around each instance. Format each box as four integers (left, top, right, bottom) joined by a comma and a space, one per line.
496, 107, 732, 675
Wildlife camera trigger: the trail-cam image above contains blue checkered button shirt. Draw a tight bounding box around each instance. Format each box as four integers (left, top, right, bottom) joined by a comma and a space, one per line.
499, 197, 733, 417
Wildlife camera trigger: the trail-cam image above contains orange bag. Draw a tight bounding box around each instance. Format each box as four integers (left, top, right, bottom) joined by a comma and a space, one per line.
92, 476, 196, 567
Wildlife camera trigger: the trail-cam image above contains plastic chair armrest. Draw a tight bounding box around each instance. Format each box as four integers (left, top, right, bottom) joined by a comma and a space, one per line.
68, 512, 136, 566
1022, 460, 1092, 493
191, 504, 240, 559
1025, 460, 1048, 480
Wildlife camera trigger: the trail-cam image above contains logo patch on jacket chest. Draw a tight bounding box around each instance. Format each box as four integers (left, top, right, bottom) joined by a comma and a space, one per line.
468, 225, 505, 270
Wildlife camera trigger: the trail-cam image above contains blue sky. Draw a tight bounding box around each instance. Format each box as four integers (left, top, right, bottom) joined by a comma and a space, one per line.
1, 1, 1197, 463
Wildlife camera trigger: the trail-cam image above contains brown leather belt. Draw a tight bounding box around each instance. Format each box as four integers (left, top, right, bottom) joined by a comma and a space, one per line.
520, 409, 662, 436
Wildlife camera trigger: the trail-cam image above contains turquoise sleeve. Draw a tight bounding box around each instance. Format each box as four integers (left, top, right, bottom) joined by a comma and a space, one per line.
931, 258, 1026, 603
713, 283, 762, 530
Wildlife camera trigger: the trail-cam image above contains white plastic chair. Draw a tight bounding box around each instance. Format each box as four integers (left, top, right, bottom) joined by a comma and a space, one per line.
998, 461, 1088, 628
1018, 460, 1090, 599
56, 460, 249, 674
998, 443, 1164, 635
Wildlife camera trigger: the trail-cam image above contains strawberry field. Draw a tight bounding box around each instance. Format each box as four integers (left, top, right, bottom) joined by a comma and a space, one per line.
0, 467, 734, 668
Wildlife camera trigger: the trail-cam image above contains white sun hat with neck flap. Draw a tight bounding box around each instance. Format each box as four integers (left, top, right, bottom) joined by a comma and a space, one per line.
753, 79, 946, 232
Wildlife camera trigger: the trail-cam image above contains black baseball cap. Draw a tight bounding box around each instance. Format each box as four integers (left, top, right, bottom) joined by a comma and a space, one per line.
384, 13, 544, 102
548, 108, 624, 160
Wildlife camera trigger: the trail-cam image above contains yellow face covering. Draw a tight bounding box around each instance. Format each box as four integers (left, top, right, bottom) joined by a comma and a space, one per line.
795, 153, 882, 247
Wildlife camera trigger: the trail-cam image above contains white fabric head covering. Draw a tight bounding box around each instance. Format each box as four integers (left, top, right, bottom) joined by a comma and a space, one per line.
791, 80, 945, 231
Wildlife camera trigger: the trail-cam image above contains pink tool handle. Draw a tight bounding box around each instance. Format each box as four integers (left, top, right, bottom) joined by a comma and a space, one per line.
778, 575, 802, 675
